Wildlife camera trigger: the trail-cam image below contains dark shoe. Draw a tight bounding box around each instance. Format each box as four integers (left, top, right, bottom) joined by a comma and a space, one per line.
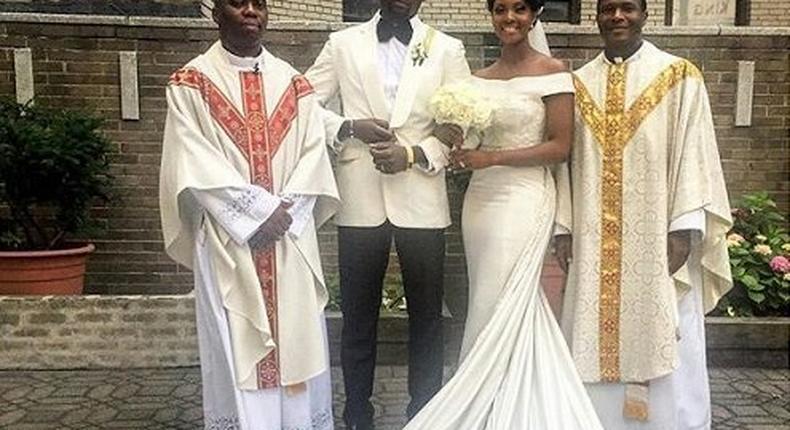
344, 418, 374, 430
343, 405, 374, 430
406, 397, 429, 421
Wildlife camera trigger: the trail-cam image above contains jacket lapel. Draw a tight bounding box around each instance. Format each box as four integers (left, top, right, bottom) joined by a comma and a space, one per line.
356, 18, 390, 121
389, 22, 431, 129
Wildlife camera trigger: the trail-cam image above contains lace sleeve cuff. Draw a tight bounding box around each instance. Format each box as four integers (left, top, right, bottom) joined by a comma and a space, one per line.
191, 186, 281, 245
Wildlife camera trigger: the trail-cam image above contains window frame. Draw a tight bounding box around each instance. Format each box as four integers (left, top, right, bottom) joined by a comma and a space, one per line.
538, 0, 582, 24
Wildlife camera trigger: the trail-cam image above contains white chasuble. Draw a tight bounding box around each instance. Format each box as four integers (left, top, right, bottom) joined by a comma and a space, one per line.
560, 42, 732, 389
160, 41, 340, 399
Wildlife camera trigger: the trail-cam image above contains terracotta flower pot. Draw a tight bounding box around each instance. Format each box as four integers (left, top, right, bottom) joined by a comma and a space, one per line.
0, 243, 95, 295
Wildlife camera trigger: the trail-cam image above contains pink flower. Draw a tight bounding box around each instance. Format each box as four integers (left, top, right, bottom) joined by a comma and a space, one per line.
769, 256, 790, 273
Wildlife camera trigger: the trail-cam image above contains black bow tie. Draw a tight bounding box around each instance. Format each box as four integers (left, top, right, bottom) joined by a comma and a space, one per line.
376, 19, 413, 45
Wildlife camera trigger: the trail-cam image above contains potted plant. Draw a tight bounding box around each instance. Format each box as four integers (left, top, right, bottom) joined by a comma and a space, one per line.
706, 192, 790, 368
0, 98, 112, 294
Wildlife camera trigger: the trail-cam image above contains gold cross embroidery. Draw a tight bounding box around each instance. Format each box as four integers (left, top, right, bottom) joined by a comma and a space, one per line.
573, 59, 702, 381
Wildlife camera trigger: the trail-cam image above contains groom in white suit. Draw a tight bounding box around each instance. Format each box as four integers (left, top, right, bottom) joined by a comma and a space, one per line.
306, 0, 470, 427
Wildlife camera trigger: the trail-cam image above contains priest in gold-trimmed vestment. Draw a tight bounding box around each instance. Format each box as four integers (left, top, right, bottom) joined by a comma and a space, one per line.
555, 0, 732, 429
159, 1, 339, 429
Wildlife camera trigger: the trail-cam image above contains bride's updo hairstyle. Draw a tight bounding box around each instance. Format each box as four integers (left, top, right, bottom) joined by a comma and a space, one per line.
486, 0, 546, 12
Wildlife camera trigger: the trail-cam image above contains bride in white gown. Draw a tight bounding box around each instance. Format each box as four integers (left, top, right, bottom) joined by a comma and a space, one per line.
404, 1, 603, 428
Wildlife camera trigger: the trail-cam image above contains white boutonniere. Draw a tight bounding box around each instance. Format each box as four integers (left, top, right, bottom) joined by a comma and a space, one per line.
411, 27, 436, 67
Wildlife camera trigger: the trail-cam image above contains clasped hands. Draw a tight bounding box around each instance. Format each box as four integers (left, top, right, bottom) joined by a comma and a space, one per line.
249, 200, 292, 250
433, 123, 492, 170
348, 119, 409, 174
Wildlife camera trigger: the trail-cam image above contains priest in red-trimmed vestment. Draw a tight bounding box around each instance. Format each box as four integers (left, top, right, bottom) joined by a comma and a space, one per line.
159, 1, 339, 428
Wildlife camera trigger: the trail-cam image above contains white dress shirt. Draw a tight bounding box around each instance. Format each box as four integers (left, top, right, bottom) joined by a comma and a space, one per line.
377, 26, 411, 109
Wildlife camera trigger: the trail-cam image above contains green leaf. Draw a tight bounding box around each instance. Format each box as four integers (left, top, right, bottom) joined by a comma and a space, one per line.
747, 291, 766, 303
751, 282, 766, 292
741, 274, 759, 289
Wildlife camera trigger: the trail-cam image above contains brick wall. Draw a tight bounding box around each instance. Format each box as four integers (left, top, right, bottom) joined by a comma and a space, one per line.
2, 296, 786, 370
579, 0, 599, 24
418, 0, 489, 25
0, 15, 788, 296
0, 295, 198, 369
751, 0, 790, 27
268, 0, 342, 22
579, 0, 666, 25
0, 296, 463, 369
265, 0, 670, 26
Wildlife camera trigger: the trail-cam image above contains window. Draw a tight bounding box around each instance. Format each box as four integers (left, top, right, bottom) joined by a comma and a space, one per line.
343, 0, 378, 22
735, 0, 750, 26
542, 0, 581, 24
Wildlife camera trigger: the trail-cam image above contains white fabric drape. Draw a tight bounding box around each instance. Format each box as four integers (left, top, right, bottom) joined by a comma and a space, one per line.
405, 73, 602, 430
585, 244, 711, 429
529, 20, 551, 56
195, 229, 333, 429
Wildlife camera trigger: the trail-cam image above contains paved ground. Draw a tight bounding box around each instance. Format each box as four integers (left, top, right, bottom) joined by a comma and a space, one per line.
0, 367, 787, 429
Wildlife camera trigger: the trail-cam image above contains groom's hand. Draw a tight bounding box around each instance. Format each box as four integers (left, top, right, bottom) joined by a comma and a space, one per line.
341, 118, 394, 144
433, 123, 464, 149
370, 142, 408, 174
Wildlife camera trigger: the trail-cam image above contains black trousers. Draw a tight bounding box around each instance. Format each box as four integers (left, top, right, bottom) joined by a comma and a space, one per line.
339, 221, 445, 425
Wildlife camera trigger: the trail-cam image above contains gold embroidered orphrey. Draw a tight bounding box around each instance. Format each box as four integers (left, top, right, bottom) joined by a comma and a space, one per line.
572, 59, 703, 382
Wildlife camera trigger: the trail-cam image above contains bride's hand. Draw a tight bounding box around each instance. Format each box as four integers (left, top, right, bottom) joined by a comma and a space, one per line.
433, 123, 464, 149
450, 149, 494, 170
554, 234, 573, 274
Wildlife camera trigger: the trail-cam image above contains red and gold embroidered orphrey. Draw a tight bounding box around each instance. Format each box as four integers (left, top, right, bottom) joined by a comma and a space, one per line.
169, 67, 314, 388
572, 59, 703, 382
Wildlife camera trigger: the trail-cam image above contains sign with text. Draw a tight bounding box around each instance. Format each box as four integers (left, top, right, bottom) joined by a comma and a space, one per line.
673, 0, 736, 25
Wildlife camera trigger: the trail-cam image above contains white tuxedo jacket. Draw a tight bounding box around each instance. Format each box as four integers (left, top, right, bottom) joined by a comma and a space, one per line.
306, 15, 471, 228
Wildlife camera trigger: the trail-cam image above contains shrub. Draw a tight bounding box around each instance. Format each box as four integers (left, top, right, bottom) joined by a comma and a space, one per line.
717, 192, 790, 317
0, 98, 113, 251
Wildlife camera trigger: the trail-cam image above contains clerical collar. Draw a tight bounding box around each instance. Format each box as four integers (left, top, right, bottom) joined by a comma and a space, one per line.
220, 43, 266, 72
603, 40, 648, 66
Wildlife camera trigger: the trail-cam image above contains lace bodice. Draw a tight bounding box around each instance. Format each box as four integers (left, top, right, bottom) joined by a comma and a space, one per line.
471, 72, 574, 150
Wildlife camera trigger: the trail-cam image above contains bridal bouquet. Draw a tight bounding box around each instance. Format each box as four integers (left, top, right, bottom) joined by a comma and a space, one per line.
429, 81, 494, 134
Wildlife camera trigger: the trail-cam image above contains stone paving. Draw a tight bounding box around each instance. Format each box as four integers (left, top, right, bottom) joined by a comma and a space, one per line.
0, 367, 787, 429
